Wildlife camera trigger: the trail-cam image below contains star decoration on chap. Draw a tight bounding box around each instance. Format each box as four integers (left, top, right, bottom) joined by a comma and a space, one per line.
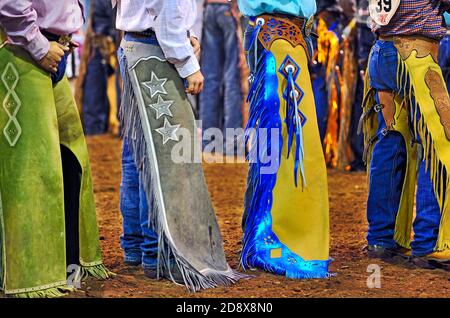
142, 72, 168, 98
149, 95, 174, 119
155, 117, 181, 145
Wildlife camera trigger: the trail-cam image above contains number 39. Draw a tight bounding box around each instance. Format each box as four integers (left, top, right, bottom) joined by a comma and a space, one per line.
376, 0, 392, 13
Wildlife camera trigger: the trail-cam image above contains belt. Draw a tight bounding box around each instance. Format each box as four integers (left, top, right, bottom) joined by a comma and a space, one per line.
379, 35, 439, 62
41, 30, 72, 46
124, 29, 156, 38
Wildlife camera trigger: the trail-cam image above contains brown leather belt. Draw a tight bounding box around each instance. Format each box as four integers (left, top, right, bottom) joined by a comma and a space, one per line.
379, 35, 439, 62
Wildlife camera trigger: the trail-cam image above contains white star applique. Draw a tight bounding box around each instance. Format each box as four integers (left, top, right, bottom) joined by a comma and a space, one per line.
149, 95, 174, 119
155, 118, 181, 145
142, 72, 168, 98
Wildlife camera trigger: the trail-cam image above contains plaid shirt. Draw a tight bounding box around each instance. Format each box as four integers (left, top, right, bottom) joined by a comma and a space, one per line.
378, 0, 450, 40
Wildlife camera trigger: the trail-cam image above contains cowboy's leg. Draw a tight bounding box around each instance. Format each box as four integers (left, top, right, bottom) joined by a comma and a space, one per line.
82, 47, 110, 135
199, 4, 225, 150
53, 76, 107, 268
412, 160, 441, 257
312, 69, 328, 141
117, 46, 158, 266
120, 140, 145, 265
366, 41, 407, 249
217, 4, 243, 154
139, 178, 158, 270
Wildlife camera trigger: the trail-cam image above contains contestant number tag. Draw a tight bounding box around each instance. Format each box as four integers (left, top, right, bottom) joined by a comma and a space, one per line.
369, 0, 401, 26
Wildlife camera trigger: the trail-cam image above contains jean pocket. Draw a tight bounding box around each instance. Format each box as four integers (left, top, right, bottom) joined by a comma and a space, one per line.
382, 51, 398, 57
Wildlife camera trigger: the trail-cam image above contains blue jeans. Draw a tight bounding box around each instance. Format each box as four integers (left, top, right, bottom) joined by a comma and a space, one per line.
349, 71, 365, 169
119, 140, 158, 268
439, 34, 450, 95
118, 42, 159, 268
82, 48, 110, 135
350, 25, 375, 170
200, 4, 243, 150
312, 73, 328, 141
367, 40, 441, 256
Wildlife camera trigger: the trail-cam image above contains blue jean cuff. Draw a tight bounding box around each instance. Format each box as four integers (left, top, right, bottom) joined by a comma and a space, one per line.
142, 262, 158, 270
412, 249, 435, 257
367, 241, 399, 250
124, 255, 141, 263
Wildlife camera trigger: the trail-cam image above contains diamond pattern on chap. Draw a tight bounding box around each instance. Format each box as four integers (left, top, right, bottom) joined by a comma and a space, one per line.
2, 63, 21, 147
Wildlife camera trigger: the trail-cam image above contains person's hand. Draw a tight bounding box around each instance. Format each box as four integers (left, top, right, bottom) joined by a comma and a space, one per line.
37, 41, 68, 73
186, 70, 204, 95
190, 36, 201, 60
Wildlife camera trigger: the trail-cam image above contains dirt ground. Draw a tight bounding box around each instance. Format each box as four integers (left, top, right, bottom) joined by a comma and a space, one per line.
72, 134, 449, 298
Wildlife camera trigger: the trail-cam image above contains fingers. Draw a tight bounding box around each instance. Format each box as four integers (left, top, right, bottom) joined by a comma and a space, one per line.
57, 42, 69, 53
187, 79, 204, 95
185, 81, 199, 95
186, 83, 194, 95
192, 81, 200, 95
197, 80, 204, 94
46, 61, 58, 73
38, 58, 58, 73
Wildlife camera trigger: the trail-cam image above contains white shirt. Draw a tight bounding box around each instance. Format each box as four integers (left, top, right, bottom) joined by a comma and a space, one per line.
112, 0, 199, 78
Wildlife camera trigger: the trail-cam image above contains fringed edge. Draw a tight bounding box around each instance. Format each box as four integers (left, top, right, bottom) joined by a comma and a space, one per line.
397, 55, 450, 251
9, 285, 74, 299
80, 263, 115, 280
241, 49, 280, 268
157, 233, 249, 291
119, 53, 245, 292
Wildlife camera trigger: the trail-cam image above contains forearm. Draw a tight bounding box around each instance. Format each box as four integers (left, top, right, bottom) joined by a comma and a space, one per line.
0, 0, 49, 60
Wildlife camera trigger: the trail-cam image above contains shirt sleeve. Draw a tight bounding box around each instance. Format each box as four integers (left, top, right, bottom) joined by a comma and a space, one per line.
0, 0, 50, 61
153, 0, 200, 78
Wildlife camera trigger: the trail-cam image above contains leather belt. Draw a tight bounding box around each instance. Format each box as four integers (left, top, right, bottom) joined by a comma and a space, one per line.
379, 35, 439, 62
124, 29, 156, 38
41, 30, 72, 46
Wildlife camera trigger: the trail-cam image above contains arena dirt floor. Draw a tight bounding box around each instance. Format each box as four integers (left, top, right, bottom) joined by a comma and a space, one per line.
71, 134, 449, 298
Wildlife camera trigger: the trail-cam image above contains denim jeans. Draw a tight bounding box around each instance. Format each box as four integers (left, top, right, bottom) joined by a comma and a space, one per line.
350, 25, 376, 170
367, 40, 441, 256
117, 42, 159, 268
199, 3, 243, 152
349, 71, 365, 169
119, 140, 158, 268
82, 48, 110, 135
312, 72, 329, 141
439, 34, 450, 95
